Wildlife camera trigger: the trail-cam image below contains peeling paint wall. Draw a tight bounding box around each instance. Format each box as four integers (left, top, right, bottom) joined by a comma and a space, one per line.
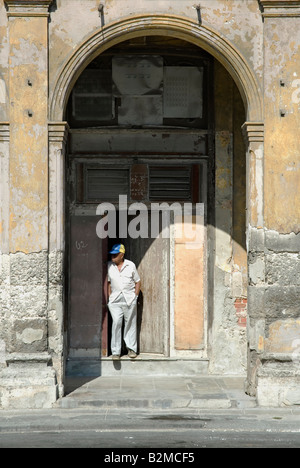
8, 16, 49, 253
264, 16, 300, 234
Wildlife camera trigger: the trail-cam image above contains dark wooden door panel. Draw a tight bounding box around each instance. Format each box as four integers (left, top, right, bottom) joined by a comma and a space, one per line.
69, 216, 102, 355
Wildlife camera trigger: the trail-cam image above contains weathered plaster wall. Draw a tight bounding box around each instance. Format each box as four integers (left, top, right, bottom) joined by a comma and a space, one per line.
6, 11, 49, 361
0, 0, 299, 408
9, 16, 48, 253
246, 3, 300, 407
209, 61, 247, 374
264, 17, 300, 234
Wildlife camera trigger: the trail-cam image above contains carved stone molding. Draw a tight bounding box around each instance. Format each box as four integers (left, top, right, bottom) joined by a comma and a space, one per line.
259, 0, 300, 17
242, 122, 264, 144
48, 122, 69, 146
5, 0, 53, 17
0, 123, 10, 142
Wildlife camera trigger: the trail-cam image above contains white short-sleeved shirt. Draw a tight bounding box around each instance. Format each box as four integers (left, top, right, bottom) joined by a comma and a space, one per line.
108, 259, 141, 305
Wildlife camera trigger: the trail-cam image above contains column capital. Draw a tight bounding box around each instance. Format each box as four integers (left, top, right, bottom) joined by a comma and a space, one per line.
242, 122, 264, 144
4, 0, 53, 17
259, 0, 300, 17
0, 123, 10, 142
48, 122, 69, 146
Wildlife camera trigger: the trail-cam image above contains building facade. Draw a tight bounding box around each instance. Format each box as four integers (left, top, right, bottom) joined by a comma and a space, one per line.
0, 0, 299, 408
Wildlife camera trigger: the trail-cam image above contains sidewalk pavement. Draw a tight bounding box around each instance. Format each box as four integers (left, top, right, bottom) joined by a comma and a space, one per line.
58, 375, 257, 410
1, 375, 300, 449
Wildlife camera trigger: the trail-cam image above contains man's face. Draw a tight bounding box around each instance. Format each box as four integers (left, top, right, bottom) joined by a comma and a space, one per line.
111, 252, 124, 265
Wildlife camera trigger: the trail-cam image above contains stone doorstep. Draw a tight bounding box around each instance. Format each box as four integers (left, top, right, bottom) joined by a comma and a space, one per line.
58, 380, 232, 410
57, 375, 256, 410
66, 356, 210, 377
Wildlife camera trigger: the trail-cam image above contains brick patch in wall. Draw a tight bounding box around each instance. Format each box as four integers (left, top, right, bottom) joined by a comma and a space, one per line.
234, 298, 247, 327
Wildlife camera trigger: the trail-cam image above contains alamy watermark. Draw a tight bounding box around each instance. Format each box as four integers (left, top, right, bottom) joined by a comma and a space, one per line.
96, 195, 204, 249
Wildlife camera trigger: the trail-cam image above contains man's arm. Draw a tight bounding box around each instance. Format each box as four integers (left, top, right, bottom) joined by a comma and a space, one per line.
135, 280, 141, 297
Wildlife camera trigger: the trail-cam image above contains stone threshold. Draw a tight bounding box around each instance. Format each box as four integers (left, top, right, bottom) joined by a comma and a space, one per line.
66, 355, 209, 377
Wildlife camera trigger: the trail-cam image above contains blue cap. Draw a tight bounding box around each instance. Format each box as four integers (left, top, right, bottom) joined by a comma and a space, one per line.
109, 243, 125, 254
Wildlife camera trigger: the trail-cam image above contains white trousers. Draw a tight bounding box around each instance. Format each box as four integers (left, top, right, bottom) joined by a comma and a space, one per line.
108, 294, 137, 355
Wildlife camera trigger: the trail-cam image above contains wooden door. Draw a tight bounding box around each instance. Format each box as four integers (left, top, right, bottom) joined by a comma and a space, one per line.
68, 216, 103, 358
125, 232, 170, 356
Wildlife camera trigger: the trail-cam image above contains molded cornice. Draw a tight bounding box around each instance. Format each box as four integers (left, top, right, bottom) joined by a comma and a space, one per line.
5, 0, 53, 17
259, 0, 300, 17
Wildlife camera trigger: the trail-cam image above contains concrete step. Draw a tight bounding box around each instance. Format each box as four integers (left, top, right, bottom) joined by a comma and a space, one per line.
66, 355, 209, 377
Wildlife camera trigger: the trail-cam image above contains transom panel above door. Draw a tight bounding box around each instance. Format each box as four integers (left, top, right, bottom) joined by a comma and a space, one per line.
74, 162, 203, 205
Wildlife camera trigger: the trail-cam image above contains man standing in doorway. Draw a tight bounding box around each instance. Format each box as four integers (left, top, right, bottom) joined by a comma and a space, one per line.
107, 244, 141, 360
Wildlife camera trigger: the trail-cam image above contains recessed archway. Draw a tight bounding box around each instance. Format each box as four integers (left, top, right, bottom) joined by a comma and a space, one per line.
49, 14, 263, 123
48, 14, 264, 383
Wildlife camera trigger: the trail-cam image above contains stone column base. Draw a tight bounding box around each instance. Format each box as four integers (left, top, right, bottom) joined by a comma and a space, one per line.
0, 353, 58, 409
257, 354, 300, 407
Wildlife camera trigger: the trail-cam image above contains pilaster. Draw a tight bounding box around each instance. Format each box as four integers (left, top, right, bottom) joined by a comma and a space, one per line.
49, 122, 69, 252
0, 1, 58, 409
48, 122, 69, 396
0, 123, 10, 360
0, 123, 10, 254
242, 122, 265, 398
242, 122, 264, 231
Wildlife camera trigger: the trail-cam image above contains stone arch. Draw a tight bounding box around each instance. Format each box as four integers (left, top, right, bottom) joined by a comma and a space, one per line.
49, 14, 263, 123
48, 13, 264, 382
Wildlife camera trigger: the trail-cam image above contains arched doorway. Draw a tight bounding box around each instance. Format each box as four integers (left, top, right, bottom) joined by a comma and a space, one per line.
48, 15, 263, 384
65, 37, 213, 375
50, 15, 262, 123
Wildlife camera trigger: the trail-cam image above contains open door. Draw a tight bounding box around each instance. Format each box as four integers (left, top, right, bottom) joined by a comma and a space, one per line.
124, 224, 170, 356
